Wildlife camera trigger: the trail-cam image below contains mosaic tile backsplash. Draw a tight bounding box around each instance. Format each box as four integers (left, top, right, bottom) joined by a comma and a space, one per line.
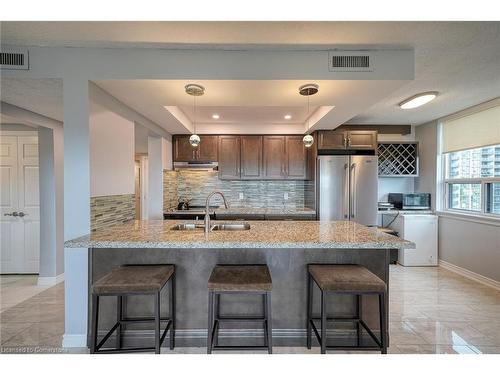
90, 194, 136, 231
163, 170, 314, 210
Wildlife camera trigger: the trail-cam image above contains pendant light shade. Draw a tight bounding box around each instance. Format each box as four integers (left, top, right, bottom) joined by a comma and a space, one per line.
189, 134, 201, 147
302, 134, 314, 148
299, 83, 319, 148
185, 83, 205, 148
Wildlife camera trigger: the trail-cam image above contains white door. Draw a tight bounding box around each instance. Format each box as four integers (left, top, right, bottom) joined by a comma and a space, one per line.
0, 134, 40, 273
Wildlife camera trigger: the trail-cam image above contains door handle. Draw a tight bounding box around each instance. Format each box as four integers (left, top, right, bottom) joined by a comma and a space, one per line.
350, 163, 356, 219
18, 212, 27, 217
344, 163, 349, 219
4, 212, 18, 217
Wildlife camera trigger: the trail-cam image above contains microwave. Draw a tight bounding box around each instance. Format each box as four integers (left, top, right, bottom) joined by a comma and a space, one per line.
388, 193, 431, 210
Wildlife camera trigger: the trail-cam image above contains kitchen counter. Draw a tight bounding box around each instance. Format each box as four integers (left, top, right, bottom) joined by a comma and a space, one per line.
65, 219, 414, 250
378, 209, 434, 215
64, 220, 414, 349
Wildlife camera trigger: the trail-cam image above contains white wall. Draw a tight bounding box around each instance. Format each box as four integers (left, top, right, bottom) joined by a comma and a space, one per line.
162, 136, 173, 170
415, 120, 438, 211
416, 117, 499, 283
89, 102, 135, 197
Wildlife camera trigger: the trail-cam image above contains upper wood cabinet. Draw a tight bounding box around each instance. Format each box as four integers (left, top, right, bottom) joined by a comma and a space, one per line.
346, 131, 377, 150
197, 136, 218, 161
317, 130, 377, 150
240, 136, 263, 179
263, 136, 286, 179
173, 135, 218, 162
318, 131, 346, 150
285, 136, 308, 179
218, 136, 241, 180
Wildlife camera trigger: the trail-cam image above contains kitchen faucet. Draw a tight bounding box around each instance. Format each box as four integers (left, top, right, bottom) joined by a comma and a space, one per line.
205, 191, 229, 236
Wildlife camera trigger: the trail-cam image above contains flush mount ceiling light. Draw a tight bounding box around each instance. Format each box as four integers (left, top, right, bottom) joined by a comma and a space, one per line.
399, 91, 438, 109
185, 83, 205, 147
212, 113, 220, 120
299, 83, 319, 148
284, 114, 292, 120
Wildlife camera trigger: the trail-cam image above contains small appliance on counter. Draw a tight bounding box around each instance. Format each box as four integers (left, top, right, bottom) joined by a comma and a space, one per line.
388, 193, 431, 210
378, 202, 394, 211
177, 198, 191, 211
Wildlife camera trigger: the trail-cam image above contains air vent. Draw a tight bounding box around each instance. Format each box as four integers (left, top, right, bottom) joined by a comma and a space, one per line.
1, 48, 29, 70
329, 51, 373, 72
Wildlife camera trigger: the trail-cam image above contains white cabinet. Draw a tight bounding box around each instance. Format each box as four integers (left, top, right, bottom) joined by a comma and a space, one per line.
389, 214, 438, 266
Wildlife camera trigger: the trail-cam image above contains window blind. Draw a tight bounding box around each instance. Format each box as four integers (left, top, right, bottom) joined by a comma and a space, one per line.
442, 103, 500, 153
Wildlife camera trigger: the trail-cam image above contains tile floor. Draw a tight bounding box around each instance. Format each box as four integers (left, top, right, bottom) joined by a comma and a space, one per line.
1, 265, 499, 354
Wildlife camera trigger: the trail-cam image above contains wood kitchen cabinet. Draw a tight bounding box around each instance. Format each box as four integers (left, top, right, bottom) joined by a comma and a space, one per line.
218, 135, 241, 180
173, 135, 218, 162
263, 136, 286, 179
346, 130, 377, 150
317, 130, 377, 150
285, 136, 308, 179
240, 136, 263, 179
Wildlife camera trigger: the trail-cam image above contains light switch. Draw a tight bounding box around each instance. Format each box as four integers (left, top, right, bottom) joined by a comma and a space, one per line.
284, 192, 289, 200
239, 193, 244, 200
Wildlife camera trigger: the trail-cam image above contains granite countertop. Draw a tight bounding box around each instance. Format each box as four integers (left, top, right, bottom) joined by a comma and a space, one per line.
65, 220, 415, 250
215, 207, 316, 215
378, 209, 434, 215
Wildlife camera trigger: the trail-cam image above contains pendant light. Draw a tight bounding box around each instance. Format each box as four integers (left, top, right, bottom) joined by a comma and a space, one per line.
185, 83, 205, 147
299, 83, 319, 148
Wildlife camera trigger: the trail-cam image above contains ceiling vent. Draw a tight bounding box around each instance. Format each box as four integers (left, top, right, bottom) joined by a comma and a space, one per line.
1, 48, 29, 70
328, 51, 373, 72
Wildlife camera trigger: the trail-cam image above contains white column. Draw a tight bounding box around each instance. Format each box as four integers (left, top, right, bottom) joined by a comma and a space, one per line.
147, 136, 164, 219
63, 78, 90, 348
38, 126, 64, 283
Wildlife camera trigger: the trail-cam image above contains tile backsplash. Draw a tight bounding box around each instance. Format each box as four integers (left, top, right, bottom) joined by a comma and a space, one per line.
163, 170, 314, 210
90, 194, 136, 231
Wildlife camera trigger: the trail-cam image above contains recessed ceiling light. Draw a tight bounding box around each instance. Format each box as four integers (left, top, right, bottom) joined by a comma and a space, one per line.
284, 114, 292, 120
399, 92, 438, 109
212, 113, 220, 119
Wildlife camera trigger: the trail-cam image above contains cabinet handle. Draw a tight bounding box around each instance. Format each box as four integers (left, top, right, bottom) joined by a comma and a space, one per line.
343, 137, 347, 148
347, 138, 352, 147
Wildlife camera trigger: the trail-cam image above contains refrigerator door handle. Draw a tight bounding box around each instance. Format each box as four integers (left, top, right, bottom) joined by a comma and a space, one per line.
350, 163, 356, 219
344, 163, 349, 219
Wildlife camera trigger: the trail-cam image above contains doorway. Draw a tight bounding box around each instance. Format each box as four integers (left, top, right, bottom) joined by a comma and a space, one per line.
0, 132, 40, 274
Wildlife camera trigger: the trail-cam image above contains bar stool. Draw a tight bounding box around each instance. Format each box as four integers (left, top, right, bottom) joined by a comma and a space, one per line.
90, 264, 176, 354
207, 265, 273, 354
306, 264, 387, 354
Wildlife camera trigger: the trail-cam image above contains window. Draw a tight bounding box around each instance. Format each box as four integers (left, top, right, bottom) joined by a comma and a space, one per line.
444, 144, 500, 215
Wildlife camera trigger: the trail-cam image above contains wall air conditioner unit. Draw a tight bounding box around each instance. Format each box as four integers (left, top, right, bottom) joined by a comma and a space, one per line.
1, 47, 30, 70
328, 51, 373, 72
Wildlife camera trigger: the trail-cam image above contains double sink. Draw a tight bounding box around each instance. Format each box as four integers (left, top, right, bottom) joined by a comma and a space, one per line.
171, 223, 251, 231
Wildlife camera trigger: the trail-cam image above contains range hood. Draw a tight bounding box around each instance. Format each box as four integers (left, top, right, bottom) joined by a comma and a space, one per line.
173, 161, 218, 171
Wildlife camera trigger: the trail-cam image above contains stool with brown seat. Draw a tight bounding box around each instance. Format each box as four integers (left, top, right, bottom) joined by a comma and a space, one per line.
90, 264, 175, 354
207, 264, 272, 354
306, 264, 387, 354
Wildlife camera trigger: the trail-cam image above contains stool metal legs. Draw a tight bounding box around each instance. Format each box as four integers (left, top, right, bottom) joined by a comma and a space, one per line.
306, 274, 387, 354
207, 291, 272, 354
90, 273, 176, 354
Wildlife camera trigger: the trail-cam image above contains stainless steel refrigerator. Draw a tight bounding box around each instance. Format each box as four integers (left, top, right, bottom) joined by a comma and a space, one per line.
318, 155, 378, 226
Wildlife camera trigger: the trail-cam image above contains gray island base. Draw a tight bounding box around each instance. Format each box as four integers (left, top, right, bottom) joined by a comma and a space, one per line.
66, 220, 415, 349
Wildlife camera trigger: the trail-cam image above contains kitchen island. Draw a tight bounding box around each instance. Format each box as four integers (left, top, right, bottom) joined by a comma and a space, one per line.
64, 220, 414, 349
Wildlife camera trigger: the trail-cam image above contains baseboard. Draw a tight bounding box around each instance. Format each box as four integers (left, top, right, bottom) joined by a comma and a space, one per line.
439, 260, 500, 291
37, 273, 65, 286
62, 333, 87, 348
